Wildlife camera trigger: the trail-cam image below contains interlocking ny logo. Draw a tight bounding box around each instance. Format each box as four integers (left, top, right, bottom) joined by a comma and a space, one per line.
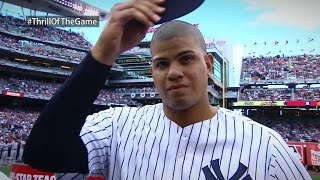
202, 159, 252, 180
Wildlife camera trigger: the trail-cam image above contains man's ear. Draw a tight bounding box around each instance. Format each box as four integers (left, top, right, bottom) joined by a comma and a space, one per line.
205, 53, 214, 78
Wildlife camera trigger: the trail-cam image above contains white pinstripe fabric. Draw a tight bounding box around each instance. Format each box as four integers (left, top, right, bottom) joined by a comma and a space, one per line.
57, 103, 311, 180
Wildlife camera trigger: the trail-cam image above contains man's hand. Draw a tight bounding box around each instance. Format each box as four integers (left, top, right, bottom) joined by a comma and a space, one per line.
91, 0, 166, 65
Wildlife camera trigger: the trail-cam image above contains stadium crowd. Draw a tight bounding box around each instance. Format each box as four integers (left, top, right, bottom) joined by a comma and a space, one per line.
0, 34, 86, 62
0, 14, 92, 49
240, 87, 292, 101
0, 108, 35, 166
240, 55, 320, 101
238, 55, 320, 151
295, 87, 320, 101
257, 118, 320, 143
241, 55, 320, 82
239, 87, 320, 101
4, 74, 318, 103
0, 76, 138, 105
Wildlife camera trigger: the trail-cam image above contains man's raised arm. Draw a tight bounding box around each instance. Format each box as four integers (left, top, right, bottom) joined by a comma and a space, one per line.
23, 52, 112, 173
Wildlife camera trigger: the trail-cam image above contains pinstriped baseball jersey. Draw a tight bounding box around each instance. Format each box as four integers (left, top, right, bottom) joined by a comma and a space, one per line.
57, 103, 311, 180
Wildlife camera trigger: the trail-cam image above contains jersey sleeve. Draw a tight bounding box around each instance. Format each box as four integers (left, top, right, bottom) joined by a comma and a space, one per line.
80, 107, 115, 178
268, 131, 311, 180
23, 51, 113, 173
54, 173, 87, 180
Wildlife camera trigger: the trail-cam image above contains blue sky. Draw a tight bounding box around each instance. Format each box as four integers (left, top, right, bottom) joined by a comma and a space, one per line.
80, 0, 320, 57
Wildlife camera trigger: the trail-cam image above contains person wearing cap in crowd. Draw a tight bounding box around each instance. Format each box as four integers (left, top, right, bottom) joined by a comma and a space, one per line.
23, 0, 311, 179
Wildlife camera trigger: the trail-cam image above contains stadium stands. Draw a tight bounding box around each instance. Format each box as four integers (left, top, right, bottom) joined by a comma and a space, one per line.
0, 14, 92, 49
295, 87, 320, 101
257, 118, 320, 143
0, 75, 138, 105
239, 55, 320, 101
0, 108, 36, 165
0, 108, 37, 143
241, 55, 320, 82
0, 34, 86, 62
237, 54, 320, 152
240, 87, 292, 101
0, 9, 134, 167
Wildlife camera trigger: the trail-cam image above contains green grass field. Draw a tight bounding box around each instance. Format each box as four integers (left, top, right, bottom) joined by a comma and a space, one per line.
312, 175, 320, 180
0, 166, 10, 177
1, 165, 320, 179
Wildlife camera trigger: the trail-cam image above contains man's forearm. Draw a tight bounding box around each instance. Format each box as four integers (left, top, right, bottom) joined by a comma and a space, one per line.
23, 51, 113, 173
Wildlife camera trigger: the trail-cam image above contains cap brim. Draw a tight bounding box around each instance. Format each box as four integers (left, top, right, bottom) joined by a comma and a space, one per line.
156, 0, 205, 25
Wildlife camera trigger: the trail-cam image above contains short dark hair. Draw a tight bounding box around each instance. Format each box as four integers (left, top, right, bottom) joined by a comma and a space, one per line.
151, 20, 206, 53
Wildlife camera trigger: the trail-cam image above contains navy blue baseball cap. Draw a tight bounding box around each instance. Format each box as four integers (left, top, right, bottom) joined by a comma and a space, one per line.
156, 0, 205, 24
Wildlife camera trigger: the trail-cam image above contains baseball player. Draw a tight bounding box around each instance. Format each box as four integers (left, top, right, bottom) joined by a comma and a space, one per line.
17, 140, 25, 162
10, 140, 18, 163
0, 142, 8, 166
23, 0, 311, 179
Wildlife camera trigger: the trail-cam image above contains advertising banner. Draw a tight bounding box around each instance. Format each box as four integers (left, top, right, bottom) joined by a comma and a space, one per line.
287, 142, 320, 166
234, 101, 284, 106
305, 143, 320, 166
309, 101, 318, 107
233, 101, 320, 107
284, 101, 319, 107
2, 90, 24, 97
10, 163, 55, 180
287, 142, 305, 165
10, 163, 105, 180
285, 100, 306, 106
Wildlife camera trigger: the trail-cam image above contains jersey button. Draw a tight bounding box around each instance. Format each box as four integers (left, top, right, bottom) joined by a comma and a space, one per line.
183, 133, 188, 138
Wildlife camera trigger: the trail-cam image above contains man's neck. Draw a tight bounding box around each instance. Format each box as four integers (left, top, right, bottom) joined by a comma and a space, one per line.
163, 101, 217, 128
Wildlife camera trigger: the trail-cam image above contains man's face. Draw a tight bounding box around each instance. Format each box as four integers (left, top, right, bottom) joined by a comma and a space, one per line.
151, 37, 213, 111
